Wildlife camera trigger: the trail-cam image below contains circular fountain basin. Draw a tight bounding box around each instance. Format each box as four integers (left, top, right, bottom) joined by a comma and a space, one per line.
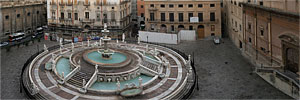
87, 51, 127, 64
83, 49, 132, 68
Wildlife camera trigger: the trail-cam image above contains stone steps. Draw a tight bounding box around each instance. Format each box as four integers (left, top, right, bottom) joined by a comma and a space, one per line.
67, 72, 92, 88
142, 61, 158, 72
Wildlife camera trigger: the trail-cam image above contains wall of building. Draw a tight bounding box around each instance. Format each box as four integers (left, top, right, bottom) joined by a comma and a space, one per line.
0, 1, 47, 40
143, 0, 221, 39
243, 3, 299, 73
47, 0, 132, 36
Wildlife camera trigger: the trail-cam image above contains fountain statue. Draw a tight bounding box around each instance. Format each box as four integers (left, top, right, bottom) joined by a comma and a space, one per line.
122, 33, 125, 42
98, 35, 115, 59
44, 44, 48, 52
98, 23, 115, 59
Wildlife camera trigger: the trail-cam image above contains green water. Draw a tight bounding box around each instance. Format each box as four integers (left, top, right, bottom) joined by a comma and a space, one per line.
90, 75, 153, 90
87, 51, 127, 64
56, 58, 71, 77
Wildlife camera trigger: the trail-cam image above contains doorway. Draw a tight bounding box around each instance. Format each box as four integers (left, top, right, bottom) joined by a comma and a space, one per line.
197, 25, 205, 39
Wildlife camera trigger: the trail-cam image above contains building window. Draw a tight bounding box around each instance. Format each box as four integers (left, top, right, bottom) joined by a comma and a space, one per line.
61, 12, 64, 19
259, 1, 263, 5
151, 24, 155, 30
161, 13, 165, 21
68, 13, 72, 19
169, 4, 174, 8
112, 7, 114, 9
171, 25, 175, 31
85, 12, 89, 19
178, 13, 183, 22
235, 21, 237, 28
260, 47, 266, 52
97, 13, 101, 21
178, 4, 183, 8
75, 13, 78, 20
210, 12, 215, 21
5, 15, 9, 20
37, 11, 39, 14
141, 5, 144, 8
260, 27, 264, 36
169, 13, 174, 22
150, 4, 154, 7
248, 0, 251, 3
160, 4, 165, 8
198, 4, 203, 8
188, 4, 193, 8
141, 13, 144, 17
211, 25, 215, 31
211, 33, 215, 36
52, 12, 56, 19
17, 14, 20, 18
210, 4, 215, 7
150, 13, 155, 21
28, 12, 31, 16
188, 13, 193, 22
189, 26, 193, 30
248, 23, 252, 31
198, 13, 203, 22
249, 38, 252, 43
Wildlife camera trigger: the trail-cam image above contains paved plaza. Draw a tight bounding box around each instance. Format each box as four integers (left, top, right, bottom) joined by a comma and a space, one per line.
1, 38, 292, 99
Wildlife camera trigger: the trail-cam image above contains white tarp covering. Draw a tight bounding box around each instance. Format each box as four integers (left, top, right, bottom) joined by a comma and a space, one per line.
138, 31, 178, 44
178, 30, 196, 41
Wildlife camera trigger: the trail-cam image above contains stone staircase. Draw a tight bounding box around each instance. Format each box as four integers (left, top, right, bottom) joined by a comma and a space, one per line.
142, 61, 159, 72
67, 71, 92, 88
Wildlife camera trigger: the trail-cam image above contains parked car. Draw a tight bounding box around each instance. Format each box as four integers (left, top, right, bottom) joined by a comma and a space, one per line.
214, 37, 220, 44
0, 42, 9, 47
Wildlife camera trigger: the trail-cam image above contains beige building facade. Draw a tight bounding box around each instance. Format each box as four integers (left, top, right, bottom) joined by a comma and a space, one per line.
223, 0, 299, 49
144, 0, 221, 39
47, 0, 132, 37
0, 1, 47, 40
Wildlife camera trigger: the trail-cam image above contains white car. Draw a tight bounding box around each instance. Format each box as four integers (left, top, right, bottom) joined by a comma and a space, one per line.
0, 42, 8, 47
214, 37, 220, 44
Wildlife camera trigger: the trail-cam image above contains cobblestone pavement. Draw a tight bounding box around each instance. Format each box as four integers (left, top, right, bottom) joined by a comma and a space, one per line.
0, 38, 292, 99
1, 39, 58, 99
165, 38, 291, 99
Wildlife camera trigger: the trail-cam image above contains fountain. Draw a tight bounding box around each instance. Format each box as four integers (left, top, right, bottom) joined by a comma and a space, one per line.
98, 35, 115, 59
22, 23, 194, 100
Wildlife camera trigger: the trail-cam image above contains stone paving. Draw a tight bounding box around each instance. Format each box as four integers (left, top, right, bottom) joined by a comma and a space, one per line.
0, 38, 292, 99
1, 39, 58, 99
165, 38, 291, 99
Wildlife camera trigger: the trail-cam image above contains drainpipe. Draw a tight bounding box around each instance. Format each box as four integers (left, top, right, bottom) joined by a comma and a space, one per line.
268, 13, 272, 66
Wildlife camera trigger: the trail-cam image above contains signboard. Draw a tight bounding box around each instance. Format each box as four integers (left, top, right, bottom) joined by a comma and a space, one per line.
190, 17, 199, 23
74, 37, 78, 43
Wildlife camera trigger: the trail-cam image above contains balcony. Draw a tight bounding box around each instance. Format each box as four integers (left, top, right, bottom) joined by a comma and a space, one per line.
147, 19, 219, 24
66, 2, 73, 6
83, 2, 90, 6
50, 2, 57, 5
148, 7, 158, 11
80, 19, 95, 23
59, 2, 65, 6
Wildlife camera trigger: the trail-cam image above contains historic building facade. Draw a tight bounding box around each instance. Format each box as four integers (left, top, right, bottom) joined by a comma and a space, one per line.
242, 2, 299, 74
0, 1, 47, 40
242, 2, 299, 98
143, 0, 221, 39
47, 0, 132, 37
223, 0, 299, 49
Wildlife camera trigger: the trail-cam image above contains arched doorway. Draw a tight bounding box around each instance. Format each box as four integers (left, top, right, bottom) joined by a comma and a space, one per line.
178, 25, 185, 31
279, 33, 299, 74
285, 48, 299, 73
161, 24, 167, 33
197, 25, 205, 39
